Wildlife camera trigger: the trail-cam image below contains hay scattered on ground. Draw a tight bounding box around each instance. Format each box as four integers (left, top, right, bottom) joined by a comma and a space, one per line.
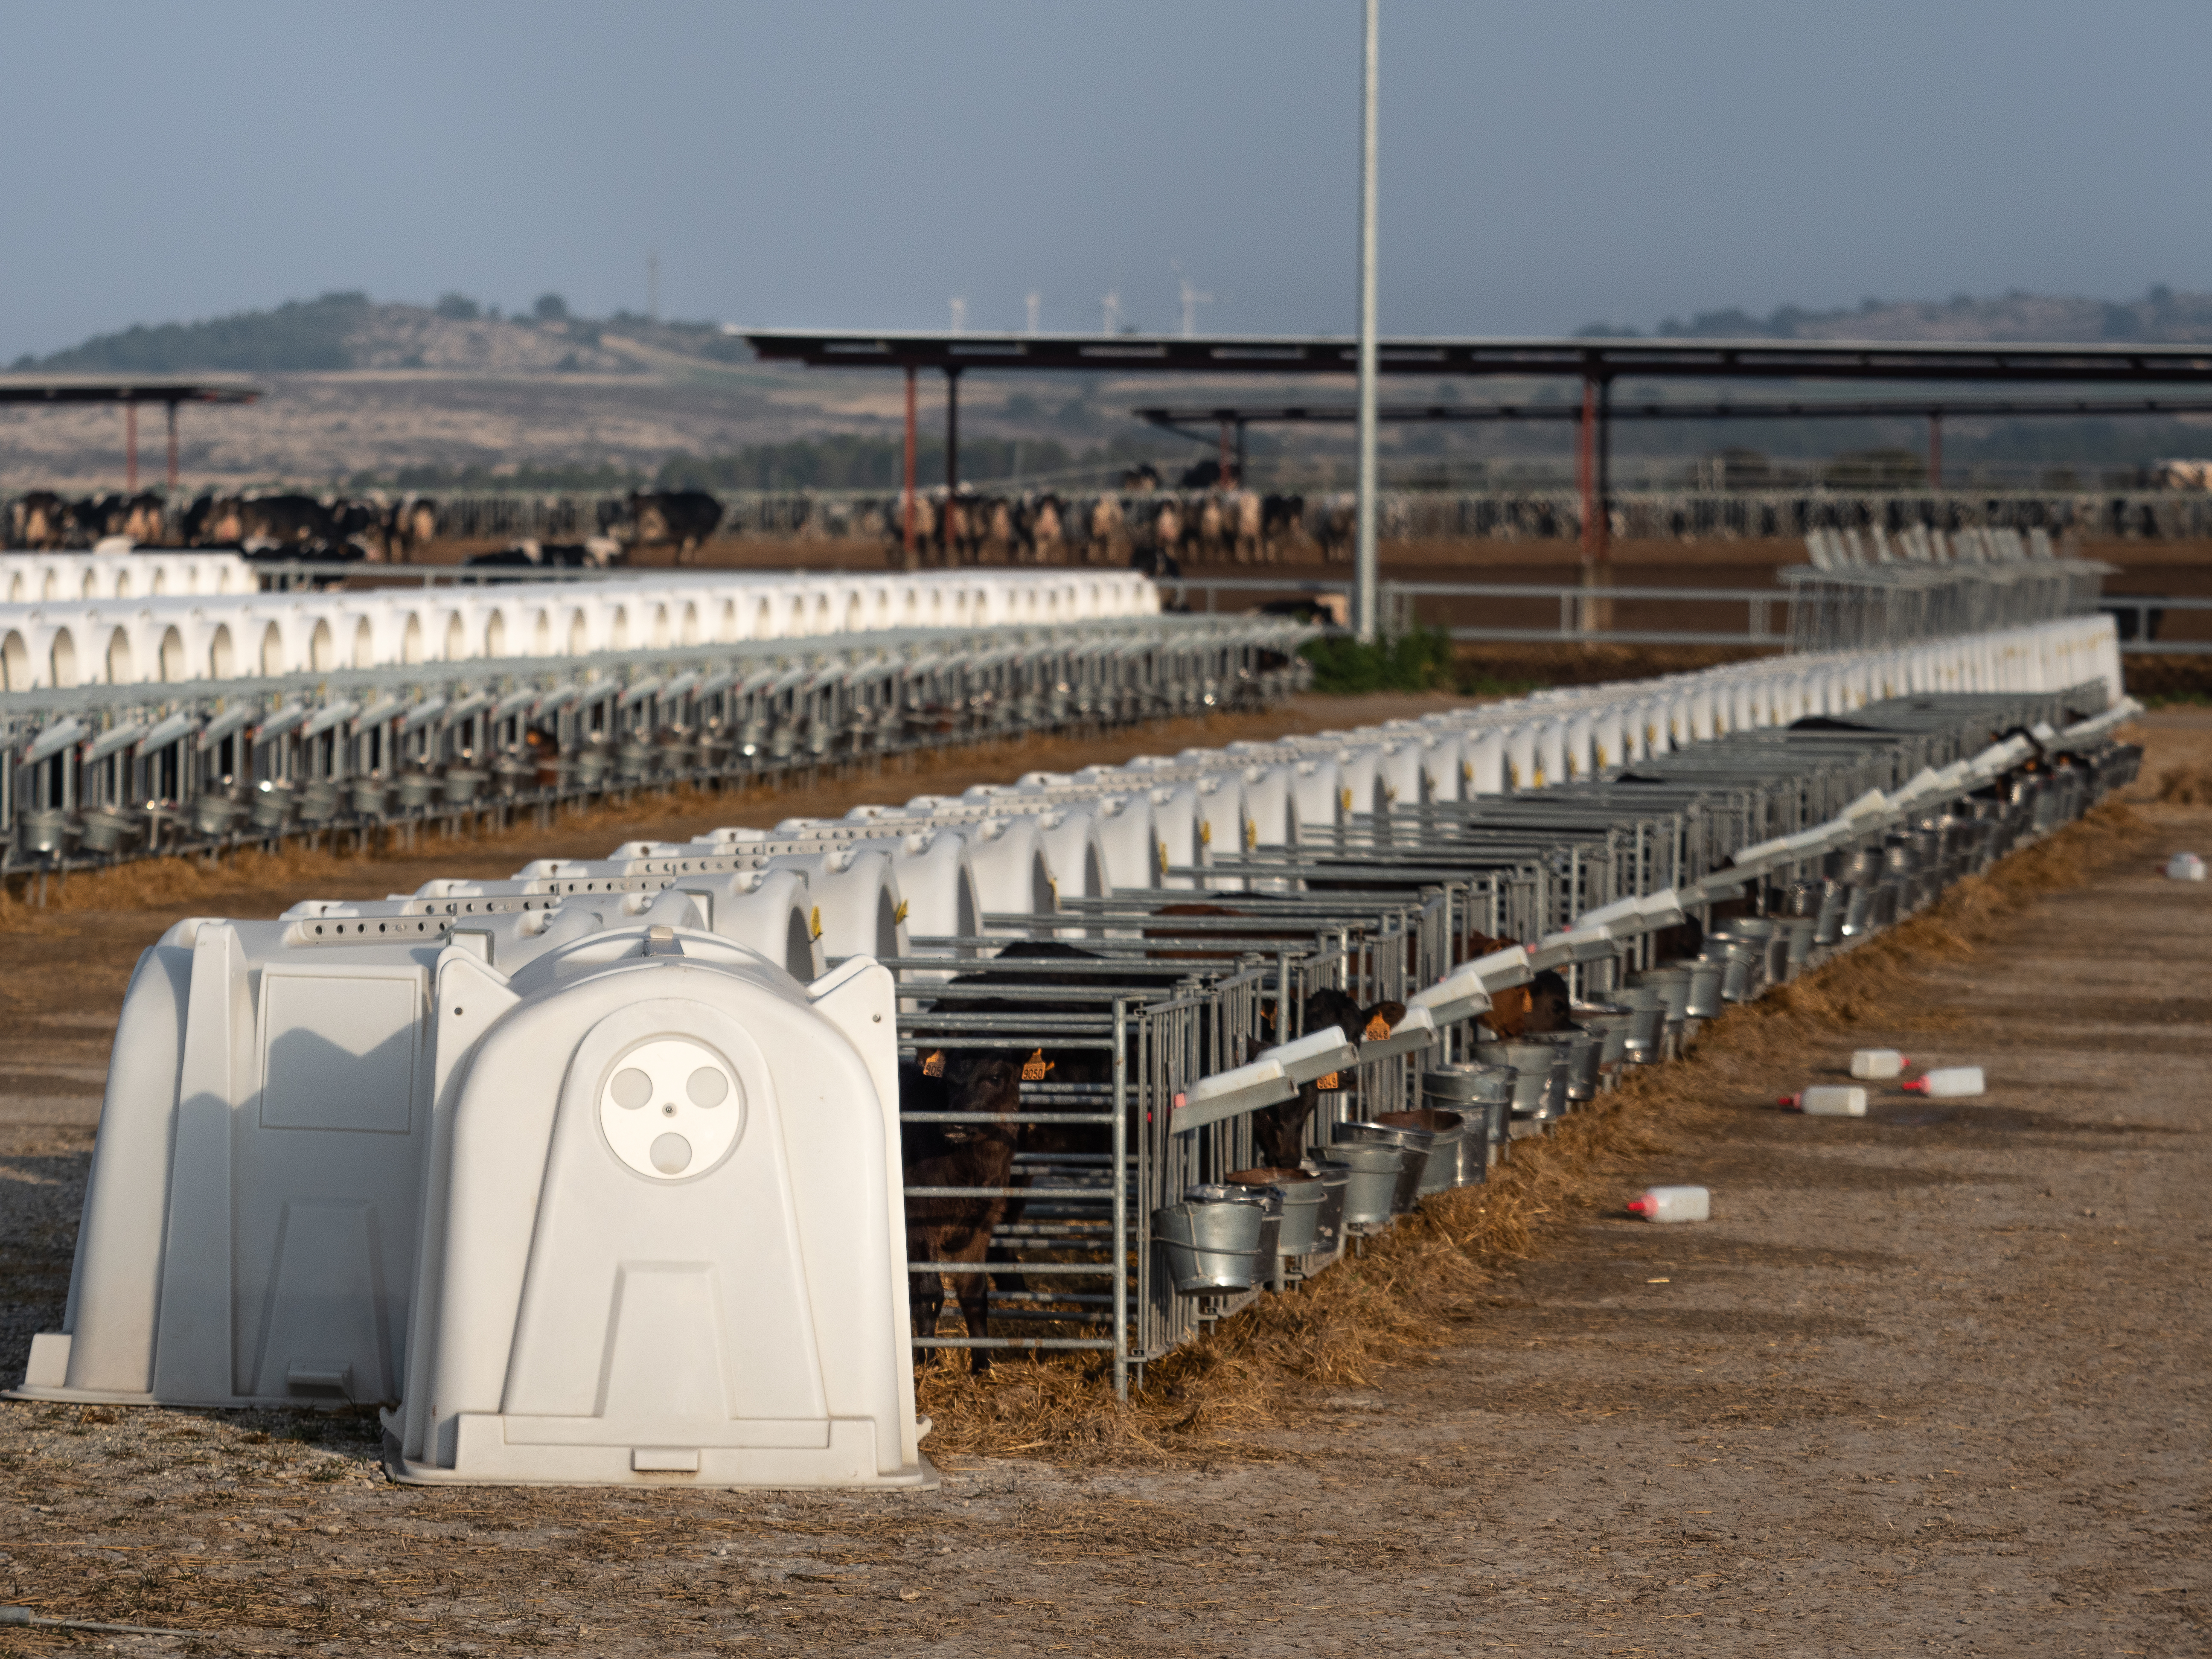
916, 797, 2154, 1470
2151, 763, 2212, 804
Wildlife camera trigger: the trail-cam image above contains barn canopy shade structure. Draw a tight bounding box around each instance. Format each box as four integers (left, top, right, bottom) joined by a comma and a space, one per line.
740, 328, 2212, 562
1132, 393, 2212, 492
0, 376, 262, 493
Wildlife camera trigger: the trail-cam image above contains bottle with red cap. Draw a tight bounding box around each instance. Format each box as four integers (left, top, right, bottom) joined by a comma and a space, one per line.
1849, 1048, 1909, 1080
1781, 1086, 1867, 1116
1626, 1185, 1710, 1223
1901, 1066, 1984, 1098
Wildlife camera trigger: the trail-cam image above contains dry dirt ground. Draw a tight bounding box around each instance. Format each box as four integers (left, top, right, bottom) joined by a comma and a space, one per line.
0, 711, 2206, 1656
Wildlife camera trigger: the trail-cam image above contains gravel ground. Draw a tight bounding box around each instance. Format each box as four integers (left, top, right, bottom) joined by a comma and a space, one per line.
0, 718, 2204, 1656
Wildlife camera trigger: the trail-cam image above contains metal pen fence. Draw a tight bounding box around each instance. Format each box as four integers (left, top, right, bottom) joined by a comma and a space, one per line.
872, 684, 2131, 1398
0, 615, 1309, 880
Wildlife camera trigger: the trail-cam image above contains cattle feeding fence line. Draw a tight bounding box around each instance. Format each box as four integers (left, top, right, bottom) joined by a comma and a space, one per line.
885, 685, 2136, 1400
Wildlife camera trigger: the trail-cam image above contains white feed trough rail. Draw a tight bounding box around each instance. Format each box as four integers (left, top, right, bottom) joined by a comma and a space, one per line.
10, 615, 2141, 1490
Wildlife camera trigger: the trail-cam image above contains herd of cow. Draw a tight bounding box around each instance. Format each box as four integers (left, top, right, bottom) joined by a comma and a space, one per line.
0, 489, 710, 567
3, 477, 1361, 571
4, 488, 445, 562
877, 472, 1352, 571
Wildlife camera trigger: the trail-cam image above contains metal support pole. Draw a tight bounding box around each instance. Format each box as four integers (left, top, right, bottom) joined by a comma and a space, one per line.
1928, 413, 1943, 490
1235, 418, 1248, 486
1111, 998, 1129, 1403
125, 403, 138, 493
902, 366, 917, 564
1596, 378, 1612, 561
1352, 0, 1381, 643
1576, 377, 1598, 635
944, 367, 961, 564
946, 368, 961, 493
1589, 378, 1614, 634
1219, 418, 1233, 487
165, 401, 179, 491
1577, 376, 1598, 559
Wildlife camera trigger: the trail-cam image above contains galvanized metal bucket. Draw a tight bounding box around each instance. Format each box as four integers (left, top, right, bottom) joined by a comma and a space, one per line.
1226, 1167, 1324, 1257
1421, 1062, 1514, 1176
1679, 956, 1727, 1018
1336, 1120, 1435, 1213
1629, 963, 1693, 1020
1570, 1003, 1635, 1067
1611, 986, 1668, 1063
1376, 1109, 1465, 1196
1302, 1160, 1351, 1250
1494, 1039, 1565, 1118
1152, 1192, 1267, 1294
1314, 1141, 1408, 1227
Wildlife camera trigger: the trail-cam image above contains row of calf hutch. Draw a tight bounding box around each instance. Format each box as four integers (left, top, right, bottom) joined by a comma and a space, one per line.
0, 567, 1161, 690
0, 582, 1284, 872
3, 551, 255, 605
14, 615, 2139, 1493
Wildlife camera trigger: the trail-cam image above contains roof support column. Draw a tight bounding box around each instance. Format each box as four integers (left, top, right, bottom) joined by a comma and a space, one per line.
125, 403, 138, 494
1578, 375, 1614, 637
1928, 412, 1943, 491
902, 366, 917, 569
944, 366, 961, 563
1352, 0, 1381, 642
166, 401, 180, 491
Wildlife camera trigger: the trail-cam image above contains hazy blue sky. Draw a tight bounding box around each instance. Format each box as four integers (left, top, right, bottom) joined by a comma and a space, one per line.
6, 0, 2210, 359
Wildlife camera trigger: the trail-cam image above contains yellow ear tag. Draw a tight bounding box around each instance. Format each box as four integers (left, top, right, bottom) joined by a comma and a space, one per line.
1199, 821, 1212, 845
1157, 840, 1170, 874
921, 1050, 943, 1077
1339, 787, 1353, 811
892, 899, 909, 925
1362, 1013, 1394, 1041
1020, 1049, 1054, 1082
1244, 820, 1257, 850
808, 905, 823, 940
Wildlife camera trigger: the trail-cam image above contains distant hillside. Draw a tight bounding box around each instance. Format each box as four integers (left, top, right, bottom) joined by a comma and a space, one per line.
1600, 285, 2212, 344
12, 293, 643, 375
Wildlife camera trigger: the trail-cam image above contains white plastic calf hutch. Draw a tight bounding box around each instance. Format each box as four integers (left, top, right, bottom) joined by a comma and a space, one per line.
17, 912, 935, 1490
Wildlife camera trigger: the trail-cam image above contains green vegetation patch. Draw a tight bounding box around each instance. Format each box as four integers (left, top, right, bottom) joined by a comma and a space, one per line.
1299, 627, 1457, 695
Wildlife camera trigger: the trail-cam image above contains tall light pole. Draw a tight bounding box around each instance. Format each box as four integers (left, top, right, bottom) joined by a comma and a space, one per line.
1353, 0, 1381, 642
